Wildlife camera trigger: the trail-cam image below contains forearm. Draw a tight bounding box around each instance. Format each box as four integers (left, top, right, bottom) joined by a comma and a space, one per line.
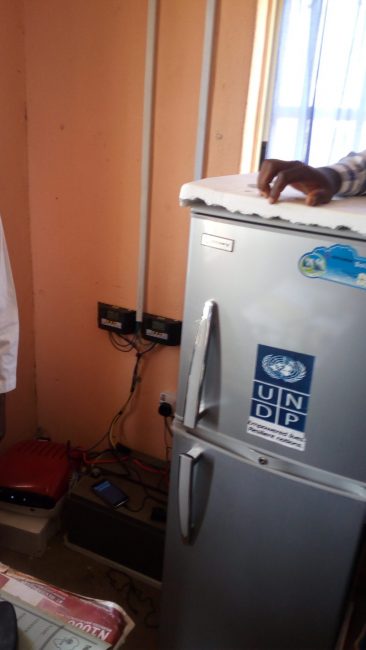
316, 166, 341, 197
325, 150, 366, 197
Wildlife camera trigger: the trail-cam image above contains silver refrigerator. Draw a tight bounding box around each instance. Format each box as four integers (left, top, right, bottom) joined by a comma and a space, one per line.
160, 197, 366, 650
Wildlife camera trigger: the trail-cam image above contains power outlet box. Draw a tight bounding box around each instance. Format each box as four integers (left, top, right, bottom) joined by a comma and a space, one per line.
98, 302, 136, 334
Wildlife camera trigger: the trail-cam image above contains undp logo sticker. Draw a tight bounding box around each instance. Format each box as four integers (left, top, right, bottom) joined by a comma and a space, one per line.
262, 354, 307, 383
247, 345, 315, 452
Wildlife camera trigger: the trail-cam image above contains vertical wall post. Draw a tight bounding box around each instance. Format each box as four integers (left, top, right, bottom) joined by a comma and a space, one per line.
136, 0, 158, 328
194, 0, 217, 181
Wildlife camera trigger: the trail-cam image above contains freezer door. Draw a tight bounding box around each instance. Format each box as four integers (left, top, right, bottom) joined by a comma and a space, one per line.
160, 428, 365, 650
177, 212, 366, 483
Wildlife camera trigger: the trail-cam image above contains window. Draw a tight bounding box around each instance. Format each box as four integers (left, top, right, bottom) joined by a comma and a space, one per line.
242, 0, 366, 171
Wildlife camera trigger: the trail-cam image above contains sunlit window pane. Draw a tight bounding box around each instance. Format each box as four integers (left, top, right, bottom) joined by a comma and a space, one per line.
267, 0, 366, 167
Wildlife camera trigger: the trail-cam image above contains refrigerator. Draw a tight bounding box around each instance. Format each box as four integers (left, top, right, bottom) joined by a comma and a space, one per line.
159, 175, 366, 650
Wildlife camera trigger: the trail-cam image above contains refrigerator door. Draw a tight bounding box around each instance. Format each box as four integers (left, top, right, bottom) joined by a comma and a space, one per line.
160, 427, 365, 650
177, 211, 366, 484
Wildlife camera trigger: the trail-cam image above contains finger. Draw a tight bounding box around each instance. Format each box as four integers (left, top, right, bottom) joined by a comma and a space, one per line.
305, 189, 332, 207
257, 161, 274, 197
268, 165, 310, 203
258, 159, 299, 197
257, 159, 287, 196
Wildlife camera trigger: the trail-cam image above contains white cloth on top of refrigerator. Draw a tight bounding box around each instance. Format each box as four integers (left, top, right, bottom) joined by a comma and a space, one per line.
0, 217, 18, 393
180, 173, 366, 235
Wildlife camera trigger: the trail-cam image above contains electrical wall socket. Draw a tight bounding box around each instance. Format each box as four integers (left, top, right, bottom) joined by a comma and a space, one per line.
159, 392, 176, 409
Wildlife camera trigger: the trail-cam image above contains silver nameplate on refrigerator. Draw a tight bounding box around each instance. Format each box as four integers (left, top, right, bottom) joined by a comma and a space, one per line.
201, 233, 234, 252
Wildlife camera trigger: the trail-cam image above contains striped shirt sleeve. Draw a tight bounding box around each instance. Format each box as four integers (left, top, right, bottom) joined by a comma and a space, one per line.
327, 150, 366, 196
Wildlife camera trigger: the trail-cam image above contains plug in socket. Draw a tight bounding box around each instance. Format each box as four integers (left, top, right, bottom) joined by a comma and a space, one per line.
159, 391, 176, 417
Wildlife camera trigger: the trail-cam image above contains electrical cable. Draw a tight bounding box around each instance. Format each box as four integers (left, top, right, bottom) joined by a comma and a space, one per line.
68, 441, 169, 509
114, 454, 169, 503
132, 458, 164, 475
106, 340, 158, 449
163, 417, 172, 463
86, 465, 168, 496
106, 569, 159, 629
108, 391, 135, 449
80, 446, 169, 483
124, 493, 166, 513
81, 430, 111, 454
108, 331, 137, 352
71, 334, 165, 487
82, 451, 129, 467
164, 416, 173, 437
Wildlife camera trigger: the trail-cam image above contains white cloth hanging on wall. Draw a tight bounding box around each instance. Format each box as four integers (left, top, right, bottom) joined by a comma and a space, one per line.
0, 217, 18, 393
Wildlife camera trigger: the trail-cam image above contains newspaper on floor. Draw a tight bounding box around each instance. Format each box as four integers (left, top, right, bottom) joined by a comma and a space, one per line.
1, 592, 112, 649
0, 562, 134, 648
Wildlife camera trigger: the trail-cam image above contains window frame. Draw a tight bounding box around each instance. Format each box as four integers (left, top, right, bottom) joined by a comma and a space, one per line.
240, 0, 283, 173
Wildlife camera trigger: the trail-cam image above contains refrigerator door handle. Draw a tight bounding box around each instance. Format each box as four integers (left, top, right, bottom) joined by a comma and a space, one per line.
178, 446, 203, 543
183, 299, 216, 429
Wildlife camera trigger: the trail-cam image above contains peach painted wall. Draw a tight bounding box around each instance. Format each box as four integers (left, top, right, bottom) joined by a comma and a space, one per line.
0, 1, 36, 449
206, 0, 257, 176
23, 0, 257, 459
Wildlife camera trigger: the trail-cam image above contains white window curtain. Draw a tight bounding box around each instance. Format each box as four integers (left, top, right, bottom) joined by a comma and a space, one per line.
266, 0, 366, 167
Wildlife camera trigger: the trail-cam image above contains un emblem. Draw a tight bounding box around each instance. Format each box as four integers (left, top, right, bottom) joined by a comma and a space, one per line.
262, 354, 307, 383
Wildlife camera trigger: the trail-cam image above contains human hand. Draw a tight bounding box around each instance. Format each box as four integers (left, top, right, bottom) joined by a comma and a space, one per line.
257, 158, 341, 206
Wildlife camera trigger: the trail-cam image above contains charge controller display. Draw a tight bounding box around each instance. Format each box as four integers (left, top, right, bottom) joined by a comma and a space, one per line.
142, 313, 182, 346
98, 302, 136, 334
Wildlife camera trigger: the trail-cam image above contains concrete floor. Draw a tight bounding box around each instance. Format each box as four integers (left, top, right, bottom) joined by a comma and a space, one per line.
0, 530, 160, 649
2, 527, 365, 649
